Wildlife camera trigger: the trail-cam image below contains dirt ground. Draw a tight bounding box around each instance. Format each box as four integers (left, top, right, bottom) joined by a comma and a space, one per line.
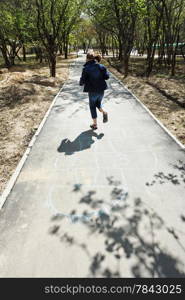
0, 55, 74, 195
104, 57, 185, 146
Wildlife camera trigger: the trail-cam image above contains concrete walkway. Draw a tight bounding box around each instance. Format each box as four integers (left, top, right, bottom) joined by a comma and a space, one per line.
0, 55, 185, 278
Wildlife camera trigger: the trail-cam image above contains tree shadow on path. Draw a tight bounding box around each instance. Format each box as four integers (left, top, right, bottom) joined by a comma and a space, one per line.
146, 160, 185, 187
49, 175, 185, 278
57, 129, 104, 155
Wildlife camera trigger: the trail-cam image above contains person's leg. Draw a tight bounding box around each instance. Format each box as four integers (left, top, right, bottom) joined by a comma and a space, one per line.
96, 92, 104, 112
89, 93, 98, 128
100, 108, 108, 123
96, 92, 108, 122
99, 107, 106, 114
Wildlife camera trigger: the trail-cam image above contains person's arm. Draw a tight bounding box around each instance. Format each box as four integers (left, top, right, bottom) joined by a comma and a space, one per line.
99, 65, 110, 80
79, 68, 88, 86
104, 67, 109, 80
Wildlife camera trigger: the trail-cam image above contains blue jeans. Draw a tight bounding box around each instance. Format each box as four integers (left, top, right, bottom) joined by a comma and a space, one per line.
88, 92, 104, 119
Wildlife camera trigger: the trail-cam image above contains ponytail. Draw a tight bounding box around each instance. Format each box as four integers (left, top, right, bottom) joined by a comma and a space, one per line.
94, 54, 102, 62
86, 52, 102, 62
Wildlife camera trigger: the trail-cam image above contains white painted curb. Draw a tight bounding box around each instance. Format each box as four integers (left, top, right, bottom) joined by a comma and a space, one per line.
0, 73, 70, 210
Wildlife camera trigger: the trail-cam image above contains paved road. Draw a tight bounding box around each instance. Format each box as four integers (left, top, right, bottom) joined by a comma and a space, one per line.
0, 55, 185, 278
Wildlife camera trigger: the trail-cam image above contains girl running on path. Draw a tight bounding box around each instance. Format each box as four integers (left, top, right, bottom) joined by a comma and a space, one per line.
79, 53, 109, 130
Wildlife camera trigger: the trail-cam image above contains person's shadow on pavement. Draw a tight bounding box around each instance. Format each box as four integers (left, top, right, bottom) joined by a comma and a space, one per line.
57, 130, 104, 155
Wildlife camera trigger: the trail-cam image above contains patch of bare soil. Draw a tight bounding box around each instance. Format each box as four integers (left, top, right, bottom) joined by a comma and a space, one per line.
0, 56, 74, 195
104, 58, 185, 146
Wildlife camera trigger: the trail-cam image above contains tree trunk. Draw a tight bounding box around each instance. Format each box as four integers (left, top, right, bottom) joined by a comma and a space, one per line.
145, 45, 156, 77
0, 46, 11, 68
118, 38, 123, 61
83, 42, 86, 54
157, 40, 165, 66
59, 44, 63, 55
123, 55, 129, 77
39, 49, 43, 63
116, 40, 119, 58
10, 55, 15, 66
49, 56, 56, 77
22, 45, 26, 61
112, 36, 115, 58
64, 46, 68, 59
64, 36, 69, 59
180, 46, 185, 61
171, 42, 179, 76
9, 41, 17, 66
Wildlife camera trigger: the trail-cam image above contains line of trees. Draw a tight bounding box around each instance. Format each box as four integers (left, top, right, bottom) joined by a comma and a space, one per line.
0, 0, 85, 77
0, 0, 185, 77
88, 0, 185, 77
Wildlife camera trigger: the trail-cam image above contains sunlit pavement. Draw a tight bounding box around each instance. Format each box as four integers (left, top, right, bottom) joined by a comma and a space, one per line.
0, 54, 185, 278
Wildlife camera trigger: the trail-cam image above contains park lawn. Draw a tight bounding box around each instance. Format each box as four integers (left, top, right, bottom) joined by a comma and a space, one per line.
0, 54, 75, 195
104, 57, 185, 146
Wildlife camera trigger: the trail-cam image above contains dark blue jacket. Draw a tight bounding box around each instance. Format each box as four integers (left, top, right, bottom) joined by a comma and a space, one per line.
79, 60, 109, 93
